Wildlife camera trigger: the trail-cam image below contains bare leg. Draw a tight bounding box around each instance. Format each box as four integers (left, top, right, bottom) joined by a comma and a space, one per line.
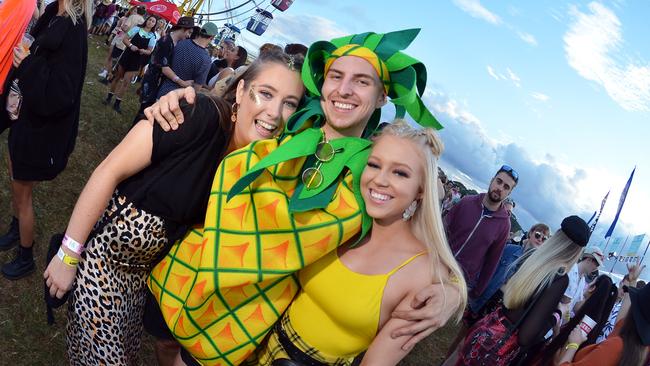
11, 179, 35, 247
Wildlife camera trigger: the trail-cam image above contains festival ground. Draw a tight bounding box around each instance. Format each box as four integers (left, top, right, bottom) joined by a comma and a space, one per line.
0, 35, 459, 366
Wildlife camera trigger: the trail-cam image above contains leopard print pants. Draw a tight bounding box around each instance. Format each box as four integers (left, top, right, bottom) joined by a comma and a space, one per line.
66, 192, 168, 366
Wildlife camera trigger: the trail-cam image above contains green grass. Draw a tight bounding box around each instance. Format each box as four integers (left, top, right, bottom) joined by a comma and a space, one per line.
0, 37, 457, 366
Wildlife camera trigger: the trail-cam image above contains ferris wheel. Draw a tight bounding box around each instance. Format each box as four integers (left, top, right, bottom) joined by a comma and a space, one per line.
174, 0, 294, 45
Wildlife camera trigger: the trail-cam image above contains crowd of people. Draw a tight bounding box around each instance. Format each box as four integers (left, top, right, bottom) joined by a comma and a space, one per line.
0, 0, 649, 365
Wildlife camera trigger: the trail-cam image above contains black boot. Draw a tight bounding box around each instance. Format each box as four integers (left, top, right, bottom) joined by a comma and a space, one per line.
102, 92, 114, 105
113, 98, 122, 113
1, 244, 35, 280
0, 216, 20, 251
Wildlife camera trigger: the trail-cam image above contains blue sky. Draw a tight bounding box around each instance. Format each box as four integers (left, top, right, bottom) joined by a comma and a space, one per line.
204, 0, 650, 272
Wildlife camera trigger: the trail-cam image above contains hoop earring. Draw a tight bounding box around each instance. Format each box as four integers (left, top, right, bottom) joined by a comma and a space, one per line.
402, 200, 418, 221
231, 102, 239, 123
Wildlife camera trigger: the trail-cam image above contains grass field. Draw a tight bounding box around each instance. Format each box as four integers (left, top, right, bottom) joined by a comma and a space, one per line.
0, 36, 458, 366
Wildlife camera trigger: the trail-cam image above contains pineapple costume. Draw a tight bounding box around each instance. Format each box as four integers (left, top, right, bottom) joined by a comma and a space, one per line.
148, 28, 441, 365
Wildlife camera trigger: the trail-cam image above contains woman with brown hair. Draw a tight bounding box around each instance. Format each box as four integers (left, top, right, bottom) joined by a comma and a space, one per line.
0, 0, 91, 280
555, 264, 649, 366
43, 50, 305, 365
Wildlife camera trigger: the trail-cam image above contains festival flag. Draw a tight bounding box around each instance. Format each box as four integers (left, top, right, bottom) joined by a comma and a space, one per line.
626, 234, 646, 256
589, 190, 610, 233
605, 167, 635, 238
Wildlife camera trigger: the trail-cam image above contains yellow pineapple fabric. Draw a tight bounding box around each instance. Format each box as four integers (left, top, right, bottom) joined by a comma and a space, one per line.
148, 133, 365, 365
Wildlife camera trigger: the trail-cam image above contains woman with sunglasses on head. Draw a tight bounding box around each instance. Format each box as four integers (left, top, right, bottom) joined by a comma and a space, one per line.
468, 223, 551, 321
43, 50, 305, 365
454, 215, 589, 366
244, 120, 467, 366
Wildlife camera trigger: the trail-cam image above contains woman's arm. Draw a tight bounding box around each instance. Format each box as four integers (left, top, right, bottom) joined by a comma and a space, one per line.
361, 291, 423, 366
43, 121, 154, 298
122, 27, 139, 51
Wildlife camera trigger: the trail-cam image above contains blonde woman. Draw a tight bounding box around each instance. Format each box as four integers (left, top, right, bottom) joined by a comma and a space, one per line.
0, 0, 91, 279
455, 215, 590, 366
244, 121, 467, 366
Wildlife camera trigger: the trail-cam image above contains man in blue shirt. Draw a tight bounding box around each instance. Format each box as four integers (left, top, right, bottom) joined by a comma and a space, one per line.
156, 22, 217, 99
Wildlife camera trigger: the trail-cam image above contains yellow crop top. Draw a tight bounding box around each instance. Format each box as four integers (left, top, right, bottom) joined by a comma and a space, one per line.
288, 248, 426, 358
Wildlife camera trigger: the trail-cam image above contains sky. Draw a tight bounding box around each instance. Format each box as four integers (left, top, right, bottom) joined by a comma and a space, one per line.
201, 0, 650, 274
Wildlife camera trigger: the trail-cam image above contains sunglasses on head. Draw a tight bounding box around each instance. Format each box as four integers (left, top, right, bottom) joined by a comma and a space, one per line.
498, 164, 519, 183
533, 231, 549, 242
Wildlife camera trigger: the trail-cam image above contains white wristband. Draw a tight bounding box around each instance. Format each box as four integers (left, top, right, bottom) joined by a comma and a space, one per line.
63, 234, 84, 255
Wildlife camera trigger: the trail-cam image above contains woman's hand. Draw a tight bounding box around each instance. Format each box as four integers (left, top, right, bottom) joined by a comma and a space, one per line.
130, 44, 138, 52
627, 261, 645, 284
390, 283, 461, 350
13, 46, 30, 68
568, 325, 588, 345
43, 248, 80, 299
143, 87, 196, 131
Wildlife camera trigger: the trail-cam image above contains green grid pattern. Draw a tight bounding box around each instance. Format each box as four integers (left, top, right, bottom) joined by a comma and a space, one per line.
148, 137, 363, 365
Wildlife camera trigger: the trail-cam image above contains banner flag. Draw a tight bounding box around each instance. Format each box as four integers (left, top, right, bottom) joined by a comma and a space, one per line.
626, 234, 646, 256
605, 168, 635, 238
609, 237, 624, 255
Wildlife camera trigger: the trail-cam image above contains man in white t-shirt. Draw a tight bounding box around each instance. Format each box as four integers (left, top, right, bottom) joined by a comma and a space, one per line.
564, 247, 604, 318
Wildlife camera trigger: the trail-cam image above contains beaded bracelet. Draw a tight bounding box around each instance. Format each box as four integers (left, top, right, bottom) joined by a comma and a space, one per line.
62, 234, 84, 255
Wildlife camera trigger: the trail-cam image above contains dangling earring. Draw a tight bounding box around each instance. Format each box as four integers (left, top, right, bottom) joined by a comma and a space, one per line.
402, 200, 418, 221
231, 102, 239, 123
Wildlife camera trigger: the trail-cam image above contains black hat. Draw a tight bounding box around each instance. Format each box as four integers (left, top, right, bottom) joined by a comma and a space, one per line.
627, 284, 650, 346
175, 16, 195, 29
560, 215, 590, 247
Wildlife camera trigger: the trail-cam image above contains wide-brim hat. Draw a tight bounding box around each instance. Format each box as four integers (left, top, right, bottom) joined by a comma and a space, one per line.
627, 284, 650, 345
101, 0, 111, 6
583, 247, 604, 266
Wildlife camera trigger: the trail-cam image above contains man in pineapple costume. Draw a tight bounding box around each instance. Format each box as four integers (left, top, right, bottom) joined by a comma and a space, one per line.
148, 28, 453, 365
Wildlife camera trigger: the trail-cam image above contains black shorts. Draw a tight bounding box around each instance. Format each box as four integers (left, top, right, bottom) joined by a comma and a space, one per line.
142, 289, 175, 341
111, 46, 124, 60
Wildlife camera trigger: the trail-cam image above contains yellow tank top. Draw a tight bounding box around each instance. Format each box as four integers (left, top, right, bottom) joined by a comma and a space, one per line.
288, 248, 426, 358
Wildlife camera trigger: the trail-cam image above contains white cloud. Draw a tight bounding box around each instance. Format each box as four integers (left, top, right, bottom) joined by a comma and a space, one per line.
486, 65, 502, 80
242, 13, 347, 52
506, 67, 521, 87
517, 31, 538, 46
531, 92, 550, 102
452, 0, 502, 25
564, 2, 650, 112
420, 88, 648, 241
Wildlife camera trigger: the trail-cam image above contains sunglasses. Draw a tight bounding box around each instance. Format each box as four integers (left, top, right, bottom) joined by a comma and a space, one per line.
498, 164, 519, 183
301, 141, 343, 190
533, 231, 549, 242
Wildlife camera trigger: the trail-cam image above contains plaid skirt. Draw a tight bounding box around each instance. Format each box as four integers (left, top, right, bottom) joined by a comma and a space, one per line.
244, 313, 356, 366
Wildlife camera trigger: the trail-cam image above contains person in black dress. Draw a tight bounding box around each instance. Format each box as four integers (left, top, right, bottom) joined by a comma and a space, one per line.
0, 0, 90, 280
103, 14, 157, 113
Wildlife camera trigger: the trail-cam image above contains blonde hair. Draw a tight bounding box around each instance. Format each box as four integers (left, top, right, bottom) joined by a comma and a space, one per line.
376, 120, 468, 321
62, 0, 93, 27
503, 230, 584, 309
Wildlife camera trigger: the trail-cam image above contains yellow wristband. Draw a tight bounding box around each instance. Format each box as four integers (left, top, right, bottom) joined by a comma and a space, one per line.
57, 247, 79, 267
565, 342, 579, 350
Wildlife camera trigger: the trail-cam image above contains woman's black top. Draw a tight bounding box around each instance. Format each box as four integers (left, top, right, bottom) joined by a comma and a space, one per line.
6, 2, 88, 181
118, 94, 232, 243
503, 273, 569, 347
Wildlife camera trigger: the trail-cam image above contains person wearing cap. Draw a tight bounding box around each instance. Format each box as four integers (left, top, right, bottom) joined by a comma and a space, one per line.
453, 215, 591, 365
133, 16, 195, 124
564, 246, 605, 320
556, 262, 648, 366
144, 29, 461, 366
155, 21, 217, 99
